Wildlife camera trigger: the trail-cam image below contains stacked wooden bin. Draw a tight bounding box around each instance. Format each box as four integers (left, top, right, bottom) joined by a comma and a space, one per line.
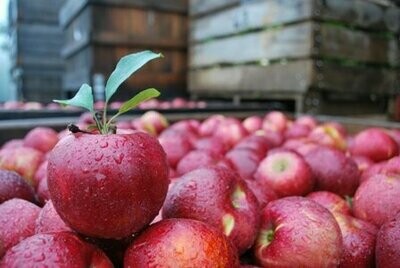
189, 0, 400, 115
8, 0, 65, 102
60, 0, 188, 100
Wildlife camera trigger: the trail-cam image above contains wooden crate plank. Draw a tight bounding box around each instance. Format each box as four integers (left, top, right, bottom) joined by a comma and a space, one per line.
189, 60, 314, 94
9, 0, 64, 25
189, 0, 239, 17
190, 22, 313, 68
314, 62, 400, 94
190, 0, 313, 42
190, 0, 400, 43
318, 24, 400, 66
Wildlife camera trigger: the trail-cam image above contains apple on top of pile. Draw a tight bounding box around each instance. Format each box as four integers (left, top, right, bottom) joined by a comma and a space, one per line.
0, 51, 400, 268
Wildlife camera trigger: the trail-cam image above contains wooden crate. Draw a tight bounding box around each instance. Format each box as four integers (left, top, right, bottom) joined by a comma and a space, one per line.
61, 0, 188, 100
189, 0, 400, 114
9, 0, 64, 102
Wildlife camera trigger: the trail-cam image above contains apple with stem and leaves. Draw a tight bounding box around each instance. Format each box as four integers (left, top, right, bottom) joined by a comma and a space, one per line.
47, 51, 170, 239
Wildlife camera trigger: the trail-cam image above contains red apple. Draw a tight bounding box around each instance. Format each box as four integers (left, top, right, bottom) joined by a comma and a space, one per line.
162, 166, 259, 254
284, 123, 311, 139
33, 160, 47, 189
1, 139, 23, 150
350, 128, 398, 162
23, 102, 43, 110
213, 117, 249, 148
0, 232, 113, 267
37, 177, 51, 205
171, 97, 187, 108
352, 155, 374, 173
199, 114, 225, 137
263, 111, 289, 133
158, 129, 193, 169
226, 148, 263, 180
353, 173, 400, 226
375, 213, 400, 267
35, 200, 72, 234
334, 213, 378, 268
307, 191, 352, 216
254, 151, 314, 197
176, 149, 228, 176
242, 116, 263, 133
234, 135, 269, 158
308, 123, 347, 151
48, 132, 169, 239
245, 179, 278, 208
3, 101, 22, 110
140, 110, 169, 135
115, 120, 132, 130
23, 127, 59, 153
0, 170, 35, 204
194, 137, 228, 155
124, 219, 240, 267
0, 147, 44, 186
255, 130, 284, 148
254, 197, 342, 267
304, 145, 360, 196
295, 115, 318, 129
0, 199, 41, 256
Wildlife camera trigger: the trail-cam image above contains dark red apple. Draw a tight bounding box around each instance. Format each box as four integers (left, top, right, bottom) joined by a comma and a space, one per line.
48, 132, 169, 239
284, 123, 311, 139
199, 114, 225, 137
23, 127, 59, 153
234, 135, 269, 158
353, 173, 400, 226
245, 179, 278, 208
254, 151, 314, 197
194, 137, 228, 155
307, 191, 352, 216
375, 213, 400, 268
226, 148, 263, 180
254, 197, 342, 267
255, 130, 284, 148
124, 219, 240, 267
350, 128, 398, 162
0, 170, 35, 204
213, 117, 249, 148
33, 160, 47, 189
162, 166, 259, 254
158, 129, 193, 169
0, 232, 113, 267
352, 155, 374, 173
0, 147, 44, 186
0, 199, 41, 256
176, 149, 228, 176
35, 200, 72, 234
304, 145, 360, 196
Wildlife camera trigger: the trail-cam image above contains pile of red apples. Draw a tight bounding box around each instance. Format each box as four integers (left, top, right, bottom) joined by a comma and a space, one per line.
0, 110, 400, 267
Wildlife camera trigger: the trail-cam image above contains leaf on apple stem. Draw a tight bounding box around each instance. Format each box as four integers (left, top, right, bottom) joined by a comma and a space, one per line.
118, 88, 160, 115
53, 84, 94, 112
105, 51, 163, 102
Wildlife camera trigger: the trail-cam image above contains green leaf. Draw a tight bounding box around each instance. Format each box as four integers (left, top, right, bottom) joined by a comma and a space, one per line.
105, 51, 162, 102
118, 88, 160, 115
54, 84, 94, 112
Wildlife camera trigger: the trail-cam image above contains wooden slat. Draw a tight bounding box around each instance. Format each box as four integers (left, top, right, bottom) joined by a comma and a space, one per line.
189, 60, 314, 95
9, 0, 64, 25
60, 0, 187, 27
190, 21, 399, 68
189, 0, 239, 17
190, 0, 400, 43
190, 22, 313, 68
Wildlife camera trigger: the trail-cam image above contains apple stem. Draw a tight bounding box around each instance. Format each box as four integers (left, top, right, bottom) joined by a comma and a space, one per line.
67, 124, 92, 134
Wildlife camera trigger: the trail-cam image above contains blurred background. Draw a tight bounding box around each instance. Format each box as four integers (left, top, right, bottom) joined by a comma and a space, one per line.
0, 0, 399, 119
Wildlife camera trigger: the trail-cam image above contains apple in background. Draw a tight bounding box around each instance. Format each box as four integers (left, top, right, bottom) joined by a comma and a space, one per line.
115, 120, 132, 130
124, 219, 240, 267
255, 130, 284, 148
37, 178, 51, 205
46, 103, 60, 110
109, 101, 123, 110
254, 151, 314, 197
196, 100, 207, 108
23, 102, 43, 110
0, 232, 113, 267
199, 114, 226, 137
194, 137, 228, 155
303, 145, 360, 197
3, 101, 23, 110
352, 155, 374, 173
307, 191, 352, 216
353, 173, 400, 227
388, 129, 400, 149
169, 120, 199, 145
176, 149, 229, 176
0, 147, 44, 186
234, 135, 269, 159
284, 123, 311, 139
33, 160, 47, 190
94, 101, 105, 110
159, 101, 172, 110
1, 139, 23, 150
245, 179, 278, 208
163, 166, 259, 254
226, 148, 263, 180
138, 99, 159, 109
375, 213, 400, 268
158, 129, 193, 169
263, 111, 289, 133
0, 199, 41, 257
23, 127, 59, 153
295, 115, 318, 129
78, 112, 95, 125
0, 170, 35, 204
350, 128, 399, 162
308, 123, 347, 151
35, 201, 72, 234
171, 97, 187, 108
254, 197, 342, 267
359, 156, 400, 185
140, 110, 169, 135
213, 117, 249, 148
242, 116, 263, 133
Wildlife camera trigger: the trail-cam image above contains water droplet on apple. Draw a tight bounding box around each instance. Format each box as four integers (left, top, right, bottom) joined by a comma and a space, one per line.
100, 141, 108, 148
95, 154, 104, 161
113, 153, 124, 164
